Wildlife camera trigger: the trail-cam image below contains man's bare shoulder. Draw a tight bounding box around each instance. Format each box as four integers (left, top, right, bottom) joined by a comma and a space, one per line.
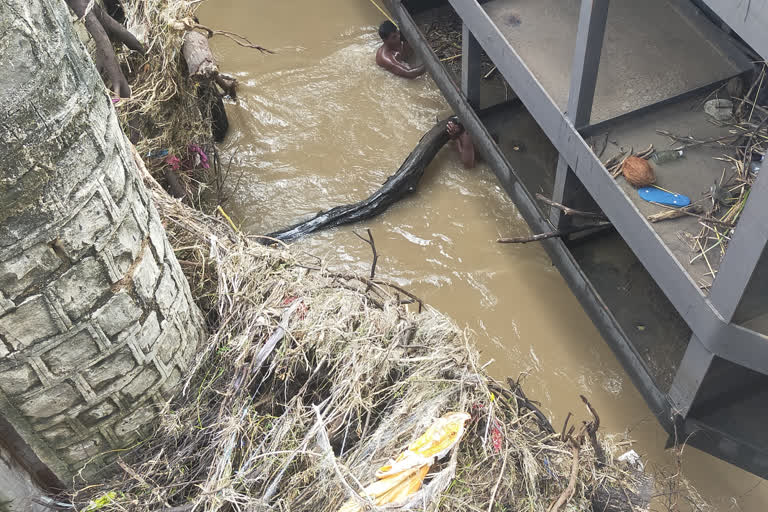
376, 45, 393, 67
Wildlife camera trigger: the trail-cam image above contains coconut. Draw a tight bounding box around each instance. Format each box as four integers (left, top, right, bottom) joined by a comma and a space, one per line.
622, 156, 656, 187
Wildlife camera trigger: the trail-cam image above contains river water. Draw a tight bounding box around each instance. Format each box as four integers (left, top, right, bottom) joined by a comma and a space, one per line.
199, 1, 765, 509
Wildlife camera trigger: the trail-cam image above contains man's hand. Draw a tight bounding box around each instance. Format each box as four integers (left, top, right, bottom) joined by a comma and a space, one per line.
446, 122, 461, 139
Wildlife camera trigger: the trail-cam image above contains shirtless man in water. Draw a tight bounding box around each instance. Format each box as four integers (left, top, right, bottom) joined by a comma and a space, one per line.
376, 20, 426, 78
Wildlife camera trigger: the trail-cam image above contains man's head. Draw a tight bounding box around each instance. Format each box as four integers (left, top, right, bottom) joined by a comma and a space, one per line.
378, 20, 400, 48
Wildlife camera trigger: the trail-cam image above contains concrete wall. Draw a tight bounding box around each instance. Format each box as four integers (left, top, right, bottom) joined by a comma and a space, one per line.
0, 0, 206, 483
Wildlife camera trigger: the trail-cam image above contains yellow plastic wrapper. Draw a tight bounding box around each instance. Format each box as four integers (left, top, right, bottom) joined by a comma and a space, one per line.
337, 412, 471, 512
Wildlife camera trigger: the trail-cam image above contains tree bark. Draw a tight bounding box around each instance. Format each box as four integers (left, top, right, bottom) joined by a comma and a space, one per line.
267, 119, 451, 242
0, 0, 205, 484
182, 31, 231, 141
182, 30, 218, 79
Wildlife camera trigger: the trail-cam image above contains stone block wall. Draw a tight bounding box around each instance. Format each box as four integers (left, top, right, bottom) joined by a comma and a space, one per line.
0, 0, 205, 482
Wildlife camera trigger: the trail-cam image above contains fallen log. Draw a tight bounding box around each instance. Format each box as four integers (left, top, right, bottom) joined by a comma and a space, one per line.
267, 119, 451, 242
182, 30, 230, 142
182, 30, 218, 79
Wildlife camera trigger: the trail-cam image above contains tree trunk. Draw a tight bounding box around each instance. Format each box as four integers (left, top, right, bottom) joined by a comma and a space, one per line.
267, 119, 451, 241
0, 0, 206, 485
182, 30, 230, 142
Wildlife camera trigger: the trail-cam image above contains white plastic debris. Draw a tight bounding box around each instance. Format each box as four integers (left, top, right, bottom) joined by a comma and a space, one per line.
704, 98, 733, 121
618, 449, 644, 471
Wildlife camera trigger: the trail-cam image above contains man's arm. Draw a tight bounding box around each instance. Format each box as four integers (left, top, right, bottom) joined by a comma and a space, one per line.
455, 132, 476, 168
379, 54, 425, 79
401, 38, 413, 59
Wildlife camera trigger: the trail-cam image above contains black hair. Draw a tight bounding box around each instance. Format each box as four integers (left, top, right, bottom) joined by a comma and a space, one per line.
378, 20, 398, 40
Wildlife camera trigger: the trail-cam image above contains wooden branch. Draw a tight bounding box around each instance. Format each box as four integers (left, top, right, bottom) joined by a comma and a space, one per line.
324, 272, 425, 313
497, 231, 569, 244
580, 395, 606, 467
193, 24, 275, 54
373, 279, 424, 313
560, 412, 572, 443
535, 193, 606, 219
656, 129, 739, 149
647, 204, 703, 223
649, 203, 735, 228
497, 222, 611, 244
548, 444, 580, 512
354, 229, 378, 292
505, 377, 555, 435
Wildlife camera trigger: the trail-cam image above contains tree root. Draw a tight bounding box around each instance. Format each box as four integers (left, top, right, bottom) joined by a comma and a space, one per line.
66, 0, 145, 98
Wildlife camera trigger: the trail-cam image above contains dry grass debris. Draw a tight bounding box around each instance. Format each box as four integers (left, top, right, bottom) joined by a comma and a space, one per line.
65, 150, 668, 512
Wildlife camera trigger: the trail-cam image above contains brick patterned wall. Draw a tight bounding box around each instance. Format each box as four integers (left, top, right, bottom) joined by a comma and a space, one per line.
0, 0, 205, 482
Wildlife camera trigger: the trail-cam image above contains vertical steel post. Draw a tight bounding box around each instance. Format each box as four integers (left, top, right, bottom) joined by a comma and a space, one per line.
670, 171, 768, 418
669, 336, 715, 417
568, 0, 610, 129
708, 170, 768, 323
462, 23, 482, 109
551, 0, 610, 228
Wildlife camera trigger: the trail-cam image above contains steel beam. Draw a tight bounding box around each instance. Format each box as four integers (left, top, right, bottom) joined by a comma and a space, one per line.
395, 0, 768, 477
461, 23, 482, 109
550, 157, 571, 227
683, 417, 768, 479
550, 157, 599, 228
709, 170, 768, 322
698, 0, 768, 61
669, 336, 714, 417
446, 0, 768, 375
392, 0, 670, 419
568, 0, 609, 129
552, 0, 608, 227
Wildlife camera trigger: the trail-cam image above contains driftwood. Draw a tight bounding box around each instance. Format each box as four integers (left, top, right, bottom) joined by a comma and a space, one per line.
267, 119, 452, 242
536, 193, 606, 220
648, 203, 734, 228
181, 31, 231, 141
647, 204, 703, 223
504, 377, 556, 435
497, 377, 650, 512
182, 31, 218, 79
497, 222, 611, 244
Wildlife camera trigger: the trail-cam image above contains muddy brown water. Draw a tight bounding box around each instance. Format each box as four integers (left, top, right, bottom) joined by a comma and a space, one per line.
199, 1, 765, 508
